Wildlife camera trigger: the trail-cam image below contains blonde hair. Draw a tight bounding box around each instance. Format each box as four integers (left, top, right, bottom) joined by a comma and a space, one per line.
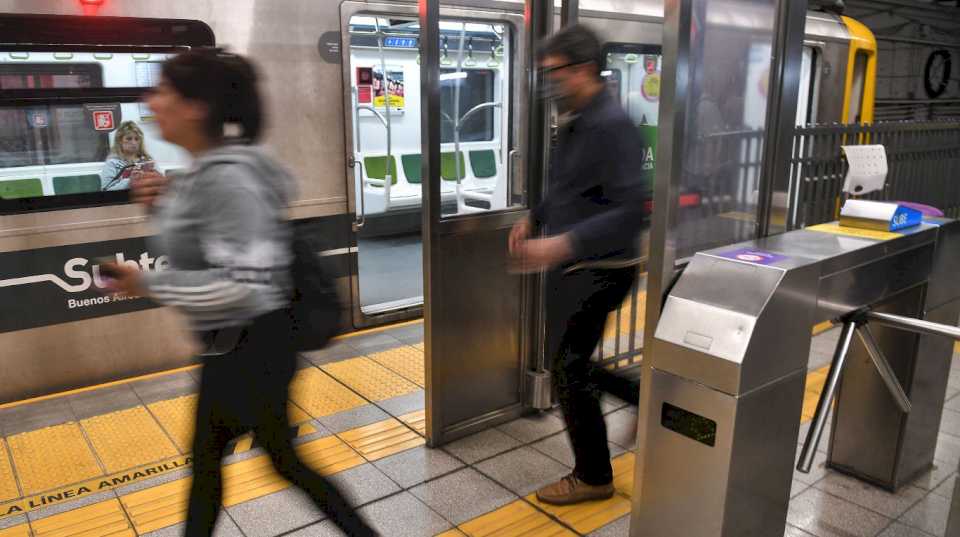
110, 121, 152, 161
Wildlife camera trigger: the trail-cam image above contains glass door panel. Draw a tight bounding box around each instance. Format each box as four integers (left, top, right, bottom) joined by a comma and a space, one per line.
344, 11, 516, 321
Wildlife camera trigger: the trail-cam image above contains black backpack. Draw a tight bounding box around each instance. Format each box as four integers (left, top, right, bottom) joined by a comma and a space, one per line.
288, 222, 344, 351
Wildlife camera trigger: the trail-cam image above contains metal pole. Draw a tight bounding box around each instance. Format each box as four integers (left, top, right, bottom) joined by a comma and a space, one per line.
640, 0, 692, 359
526, 0, 553, 399
560, 0, 578, 27
867, 311, 960, 341
420, 0, 441, 445
453, 24, 467, 213
798, 321, 856, 473
856, 324, 912, 413
755, 0, 807, 238
376, 26, 394, 209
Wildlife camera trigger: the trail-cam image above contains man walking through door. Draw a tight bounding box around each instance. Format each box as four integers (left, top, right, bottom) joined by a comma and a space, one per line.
508, 24, 650, 505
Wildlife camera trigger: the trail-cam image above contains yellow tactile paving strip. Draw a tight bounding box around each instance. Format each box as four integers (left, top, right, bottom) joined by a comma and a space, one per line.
233, 434, 255, 454
289, 367, 367, 418
81, 406, 179, 474
0, 441, 21, 503
121, 435, 367, 534
0, 525, 29, 537
120, 476, 190, 535
436, 530, 468, 537
7, 423, 102, 495
294, 435, 367, 477
603, 292, 647, 341
369, 346, 426, 387
147, 394, 197, 453
458, 499, 576, 536
337, 418, 425, 461
802, 366, 830, 423
30, 497, 135, 537
288, 401, 312, 425
526, 491, 632, 534
611, 452, 635, 499
223, 435, 365, 507
412, 342, 425, 351
322, 357, 420, 402
399, 409, 427, 437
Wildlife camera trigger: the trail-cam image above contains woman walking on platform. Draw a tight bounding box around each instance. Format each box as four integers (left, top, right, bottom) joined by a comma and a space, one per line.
100, 50, 376, 537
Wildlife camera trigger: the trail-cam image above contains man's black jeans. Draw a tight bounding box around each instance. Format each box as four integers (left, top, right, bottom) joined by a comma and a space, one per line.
546, 266, 637, 486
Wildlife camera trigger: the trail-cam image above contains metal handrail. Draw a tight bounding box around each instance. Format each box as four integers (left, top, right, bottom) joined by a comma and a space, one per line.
456, 102, 502, 133
353, 159, 366, 231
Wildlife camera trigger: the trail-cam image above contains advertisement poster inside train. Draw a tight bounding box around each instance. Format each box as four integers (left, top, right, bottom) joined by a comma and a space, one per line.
373, 66, 405, 110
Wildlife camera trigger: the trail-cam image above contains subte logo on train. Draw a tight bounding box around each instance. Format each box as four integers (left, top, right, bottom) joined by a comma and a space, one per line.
0, 251, 170, 310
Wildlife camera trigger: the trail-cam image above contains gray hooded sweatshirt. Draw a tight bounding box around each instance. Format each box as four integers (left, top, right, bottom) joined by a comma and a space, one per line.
142, 144, 294, 332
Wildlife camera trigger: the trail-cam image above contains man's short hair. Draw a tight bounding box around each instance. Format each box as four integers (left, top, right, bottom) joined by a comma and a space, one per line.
537, 24, 602, 73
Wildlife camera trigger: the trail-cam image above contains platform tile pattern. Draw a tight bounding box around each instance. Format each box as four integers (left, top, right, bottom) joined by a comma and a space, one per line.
0, 325, 955, 535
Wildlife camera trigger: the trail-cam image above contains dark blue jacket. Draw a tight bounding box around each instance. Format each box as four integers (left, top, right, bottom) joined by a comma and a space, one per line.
532, 89, 651, 265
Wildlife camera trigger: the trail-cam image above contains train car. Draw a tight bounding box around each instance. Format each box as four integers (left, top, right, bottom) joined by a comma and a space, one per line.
0, 0, 877, 401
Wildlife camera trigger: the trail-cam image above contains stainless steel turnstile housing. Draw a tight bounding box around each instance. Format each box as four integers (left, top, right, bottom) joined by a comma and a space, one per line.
632, 218, 960, 537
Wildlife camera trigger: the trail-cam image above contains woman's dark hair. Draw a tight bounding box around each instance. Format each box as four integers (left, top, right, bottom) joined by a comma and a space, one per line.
537, 24, 602, 76
161, 49, 263, 143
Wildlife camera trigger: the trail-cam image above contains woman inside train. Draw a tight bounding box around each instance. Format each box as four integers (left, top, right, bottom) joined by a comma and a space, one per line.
99, 120, 154, 191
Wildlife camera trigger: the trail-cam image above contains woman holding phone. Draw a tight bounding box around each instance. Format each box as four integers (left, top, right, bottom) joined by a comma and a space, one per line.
100, 121, 154, 191
99, 50, 376, 537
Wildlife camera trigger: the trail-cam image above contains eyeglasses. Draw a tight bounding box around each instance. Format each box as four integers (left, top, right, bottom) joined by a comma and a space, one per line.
539, 60, 591, 75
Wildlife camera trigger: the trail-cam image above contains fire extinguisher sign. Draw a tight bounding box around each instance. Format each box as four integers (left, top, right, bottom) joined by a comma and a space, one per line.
93, 110, 115, 131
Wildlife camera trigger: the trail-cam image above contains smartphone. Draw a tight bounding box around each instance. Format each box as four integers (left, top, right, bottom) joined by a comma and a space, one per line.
96, 257, 122, 279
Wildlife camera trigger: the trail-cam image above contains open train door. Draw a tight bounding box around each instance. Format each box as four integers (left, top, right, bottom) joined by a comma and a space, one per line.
417, 0, 536, 446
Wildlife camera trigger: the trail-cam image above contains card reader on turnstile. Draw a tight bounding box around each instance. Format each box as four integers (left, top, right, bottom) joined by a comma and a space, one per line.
631, 201, 960, 537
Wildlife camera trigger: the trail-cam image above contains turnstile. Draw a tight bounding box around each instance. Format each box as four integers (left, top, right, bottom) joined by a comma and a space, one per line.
631, 218, 960, 537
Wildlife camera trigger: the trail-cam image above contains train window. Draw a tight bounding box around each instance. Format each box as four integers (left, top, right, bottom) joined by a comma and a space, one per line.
602, 45, 662, 127
441, 69, 495, 143
347, 15, 514, 223
0, 63, 109, 169
0, 99, 189, 205
848, 51, 868, 124
602, 44, 661, 183
0, 105, 108, 169
0, 13, 213, 215
0, 51, 194, 214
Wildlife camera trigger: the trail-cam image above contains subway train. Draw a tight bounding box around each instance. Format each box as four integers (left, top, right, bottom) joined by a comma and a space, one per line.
0, 0, 878, 401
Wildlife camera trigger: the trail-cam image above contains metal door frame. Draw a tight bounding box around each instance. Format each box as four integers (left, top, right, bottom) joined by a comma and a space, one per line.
339, 0, 527, 329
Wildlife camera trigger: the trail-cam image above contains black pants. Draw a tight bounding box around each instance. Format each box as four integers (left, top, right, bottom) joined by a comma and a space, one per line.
185, 309, 375, 537
546, 267, 637, 486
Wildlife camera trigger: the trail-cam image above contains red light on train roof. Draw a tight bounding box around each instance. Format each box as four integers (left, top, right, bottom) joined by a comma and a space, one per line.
79, 0, 104, 16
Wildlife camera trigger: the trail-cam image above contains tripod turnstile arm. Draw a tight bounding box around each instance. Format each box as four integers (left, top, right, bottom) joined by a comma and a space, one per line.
798, 321, 856, 473
795, 308, 960, 473
866, 311, 960, 342
856, 324, 912, 414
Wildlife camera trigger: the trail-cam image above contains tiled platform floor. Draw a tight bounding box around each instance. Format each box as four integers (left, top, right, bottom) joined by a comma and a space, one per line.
0, 323, 957, 536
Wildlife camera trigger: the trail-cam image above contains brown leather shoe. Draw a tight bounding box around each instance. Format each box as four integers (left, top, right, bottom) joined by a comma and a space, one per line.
536, 474, 614, 505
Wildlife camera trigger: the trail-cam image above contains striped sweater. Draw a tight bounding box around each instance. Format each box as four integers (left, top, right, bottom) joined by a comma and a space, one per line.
142, 144, 295, 331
